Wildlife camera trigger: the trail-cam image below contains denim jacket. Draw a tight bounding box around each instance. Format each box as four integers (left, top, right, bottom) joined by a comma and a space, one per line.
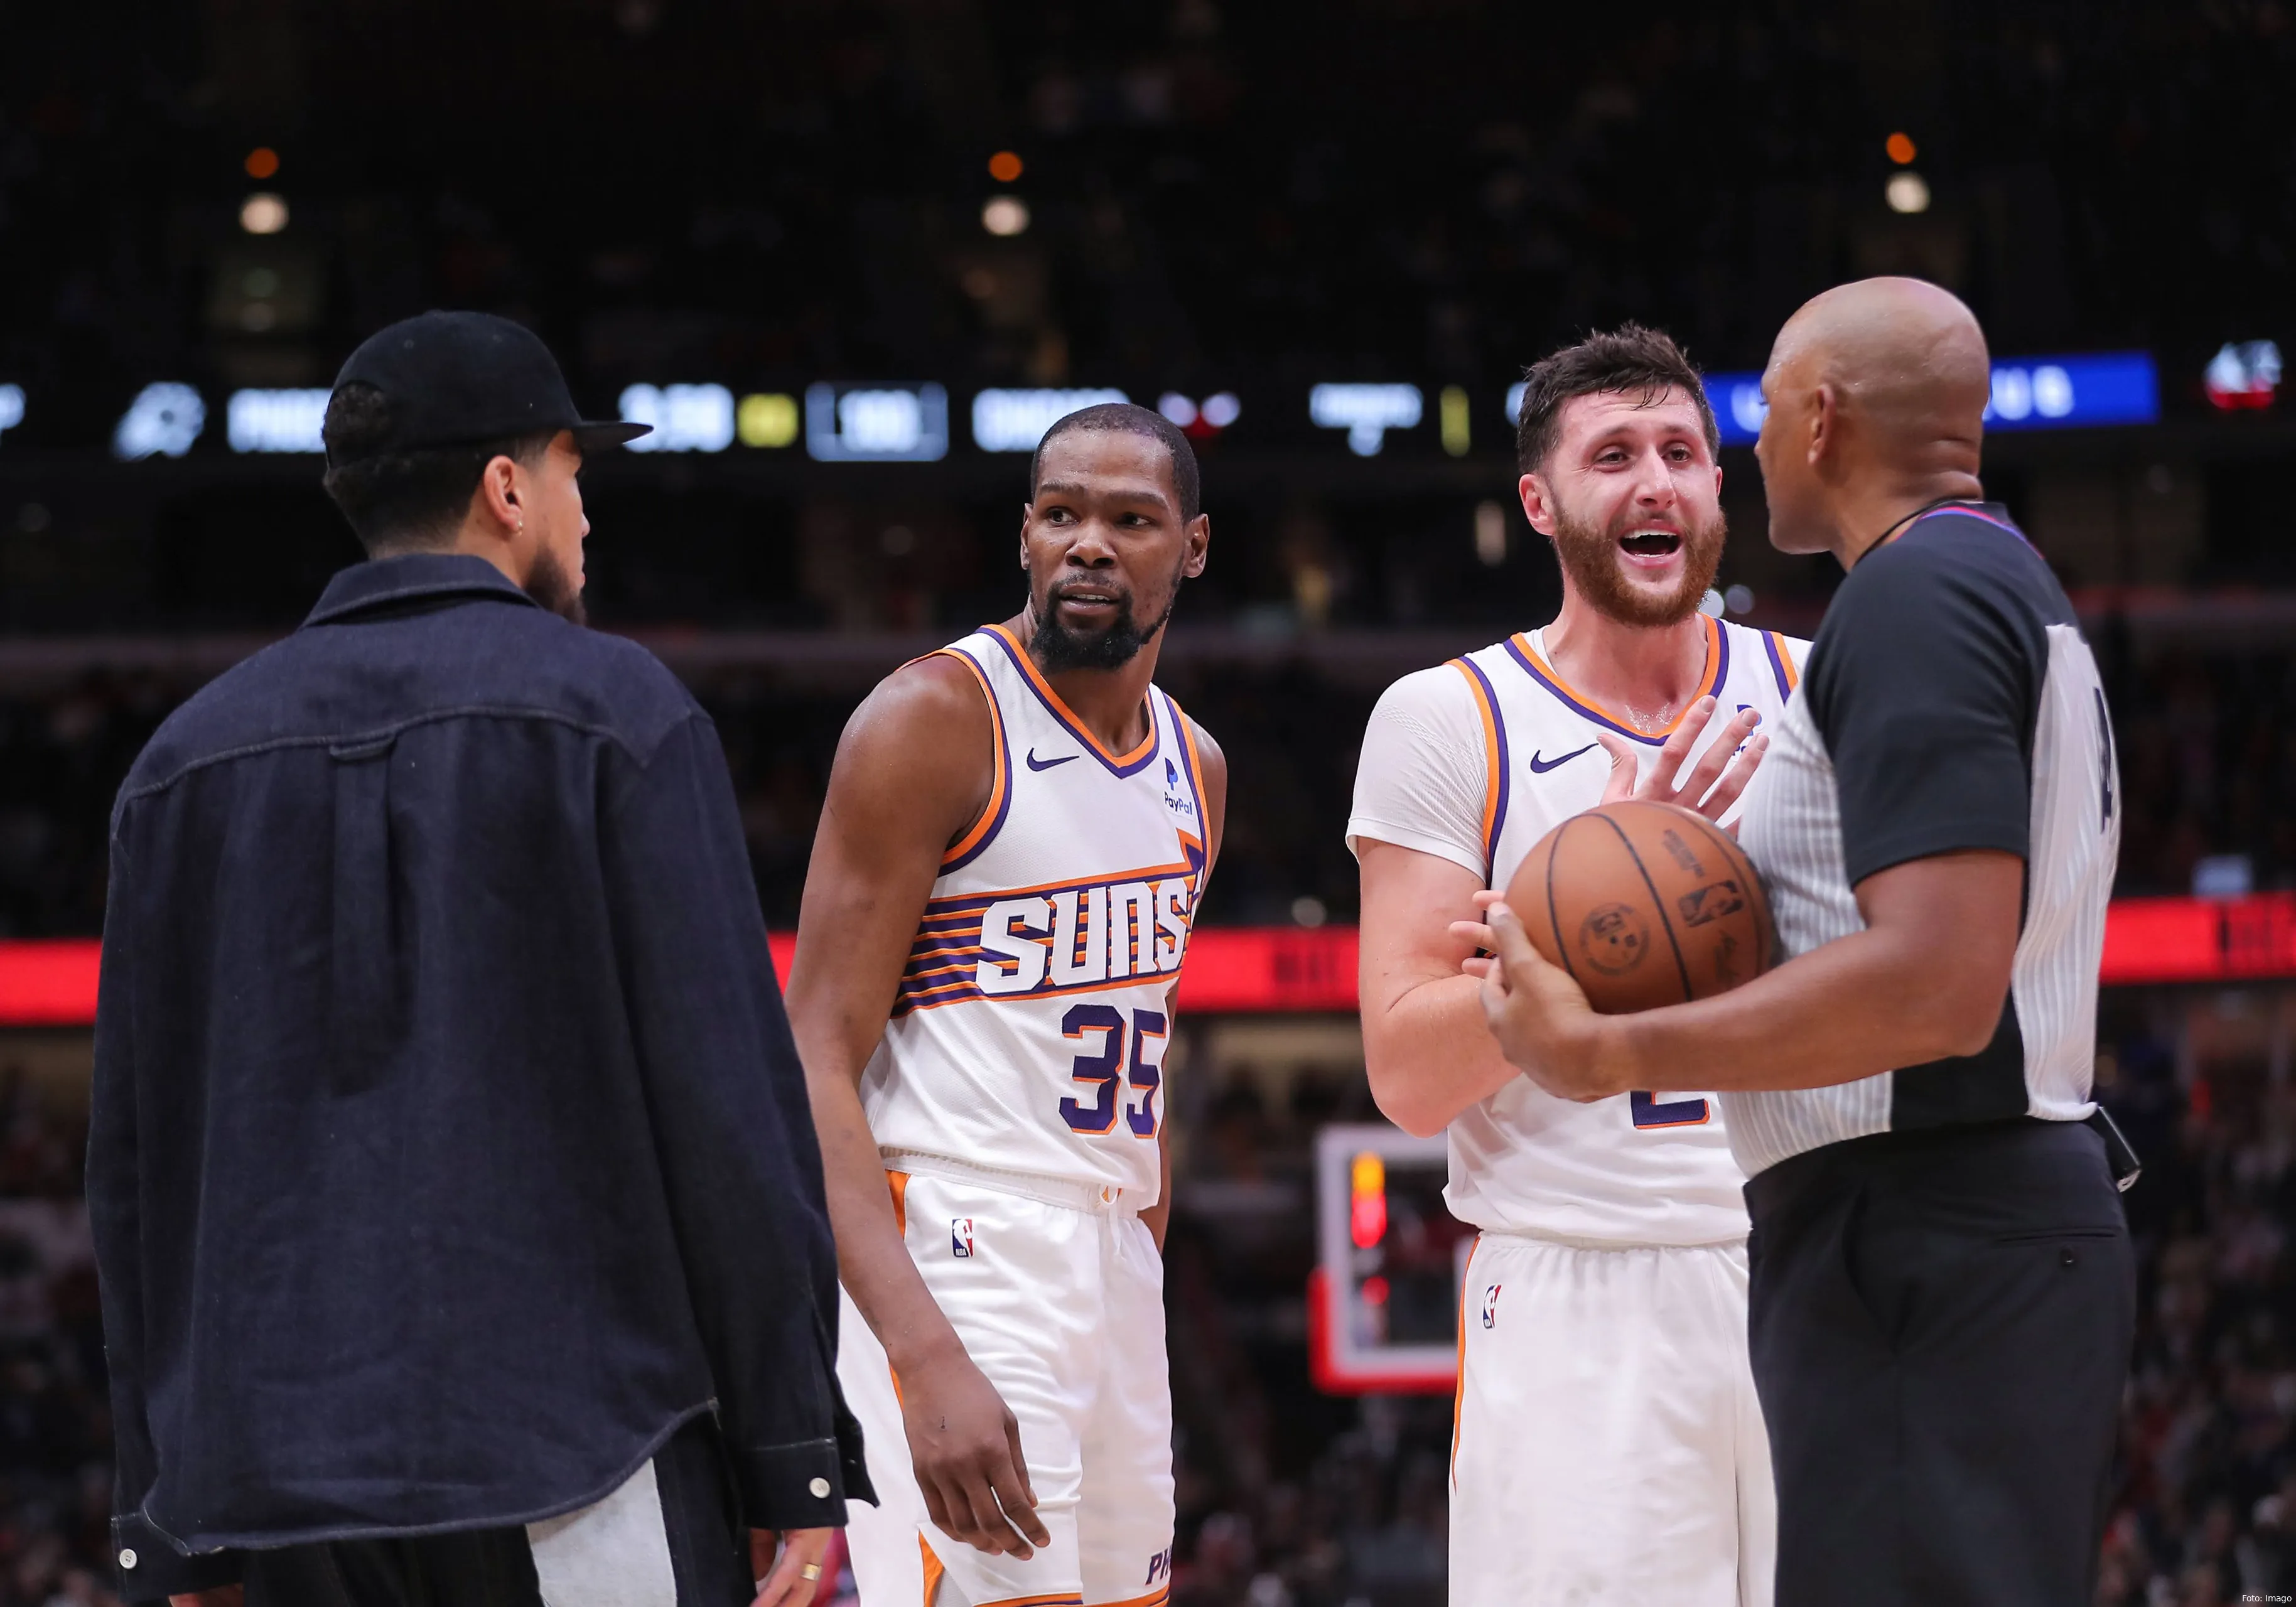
88, 555, 868, 1596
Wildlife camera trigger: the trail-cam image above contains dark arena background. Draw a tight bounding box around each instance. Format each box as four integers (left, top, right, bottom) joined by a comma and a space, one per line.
1, 3, 2293, 1603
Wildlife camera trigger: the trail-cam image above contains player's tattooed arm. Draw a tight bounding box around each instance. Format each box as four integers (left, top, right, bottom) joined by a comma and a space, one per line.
785, 655, 1052, 1561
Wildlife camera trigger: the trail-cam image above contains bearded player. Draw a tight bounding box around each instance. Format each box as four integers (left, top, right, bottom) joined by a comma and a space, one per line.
789, 403, 1224, 1607
1349, 327, 1804, 1606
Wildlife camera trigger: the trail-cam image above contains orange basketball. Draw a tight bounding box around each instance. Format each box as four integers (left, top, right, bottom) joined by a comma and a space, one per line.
1502, 800, 1777, 1014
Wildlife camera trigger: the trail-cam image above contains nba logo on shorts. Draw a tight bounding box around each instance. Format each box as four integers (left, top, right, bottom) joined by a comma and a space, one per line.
1481, 1284, 1501, 1329
952, 1219, 974, 1258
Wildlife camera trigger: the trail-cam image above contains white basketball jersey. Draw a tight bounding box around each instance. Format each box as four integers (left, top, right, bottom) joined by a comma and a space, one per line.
859, 625, 1209, 1201
1442, 616, 1806, 1245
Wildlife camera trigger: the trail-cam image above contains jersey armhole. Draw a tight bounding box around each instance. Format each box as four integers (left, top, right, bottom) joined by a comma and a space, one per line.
1764, 632, 1801, 699
1160, 690, 1212, 883
1448, 657, 1507, 884
932, 647, 1011, 871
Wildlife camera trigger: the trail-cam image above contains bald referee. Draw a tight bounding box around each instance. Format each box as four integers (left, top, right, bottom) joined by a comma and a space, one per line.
1470, 278, 2133, 1607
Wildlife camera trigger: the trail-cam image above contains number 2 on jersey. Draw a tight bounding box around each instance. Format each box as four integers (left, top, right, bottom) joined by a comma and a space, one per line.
1059, 1004, 1168, 1137
1630, 1091, 1710, 1129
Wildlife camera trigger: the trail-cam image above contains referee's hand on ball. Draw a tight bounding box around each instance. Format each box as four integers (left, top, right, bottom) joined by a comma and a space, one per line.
1472, 899, 1629, 1102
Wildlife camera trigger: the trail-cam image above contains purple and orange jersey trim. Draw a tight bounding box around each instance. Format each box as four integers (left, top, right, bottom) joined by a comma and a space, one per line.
930, 647, 1013, 873
1762, 631, 1799, 701
1447, 657, 1510, 878
984, 623, 1163, 778
1161, 689, 1212, 879
893, 861, 1197, 1016
1504, 613, 1729, 746
1450, 1236, 1480, 1485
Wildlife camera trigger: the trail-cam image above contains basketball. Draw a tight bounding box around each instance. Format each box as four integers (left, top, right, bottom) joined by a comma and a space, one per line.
1502, 800, 1777, 1014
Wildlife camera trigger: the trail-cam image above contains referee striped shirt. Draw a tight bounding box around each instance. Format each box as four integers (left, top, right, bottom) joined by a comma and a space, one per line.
1723, 502, 2121, 1176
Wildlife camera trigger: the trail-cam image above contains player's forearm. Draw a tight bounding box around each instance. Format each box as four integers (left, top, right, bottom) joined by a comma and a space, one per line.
1603, 922, 2007, 1094
802, 1059, 966, 1372
1365, 972, 1522, 1136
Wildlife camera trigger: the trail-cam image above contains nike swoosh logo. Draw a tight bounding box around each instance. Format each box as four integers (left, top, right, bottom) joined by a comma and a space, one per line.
1527, 743, 1598, 774
1026, 750, 1079, 771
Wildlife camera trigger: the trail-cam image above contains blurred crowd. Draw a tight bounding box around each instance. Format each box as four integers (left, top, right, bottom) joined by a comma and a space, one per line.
0, 640, 2286, 942
0, 1069, 116, 1607
2093, 1005, 2296, 1607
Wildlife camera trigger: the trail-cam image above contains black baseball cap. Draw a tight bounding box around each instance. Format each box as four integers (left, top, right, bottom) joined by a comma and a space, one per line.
326, 310, 649, 468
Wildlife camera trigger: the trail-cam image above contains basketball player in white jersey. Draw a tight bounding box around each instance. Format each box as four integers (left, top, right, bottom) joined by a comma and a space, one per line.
788, 402, 1224, 1607
1349, 327, 1801, 1606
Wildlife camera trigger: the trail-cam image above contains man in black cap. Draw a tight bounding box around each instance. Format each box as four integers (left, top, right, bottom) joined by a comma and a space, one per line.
87, 311, 868, 1607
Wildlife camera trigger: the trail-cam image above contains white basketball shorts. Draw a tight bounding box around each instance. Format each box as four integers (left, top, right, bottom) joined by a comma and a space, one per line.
838, 1160, 1175, 1607
1450, 1234, 1775, 1607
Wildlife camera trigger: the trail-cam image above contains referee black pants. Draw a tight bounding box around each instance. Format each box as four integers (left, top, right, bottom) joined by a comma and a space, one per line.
1745, 1118, 2134, 1607
231, 1417, 755, 1607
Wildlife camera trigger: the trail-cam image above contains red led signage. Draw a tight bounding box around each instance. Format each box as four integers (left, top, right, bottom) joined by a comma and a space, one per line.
4, 895, 2287, 1028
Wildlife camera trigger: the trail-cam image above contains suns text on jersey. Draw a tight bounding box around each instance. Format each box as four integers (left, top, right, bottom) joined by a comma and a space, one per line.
891, 863, 1197, 1015
978, 874, 1193, 994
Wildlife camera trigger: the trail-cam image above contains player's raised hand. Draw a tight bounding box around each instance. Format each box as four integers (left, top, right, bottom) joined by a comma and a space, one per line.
902, 1346, 1052, 1560
1595, 695, 1767, 825
1476, 900, 1629, 1102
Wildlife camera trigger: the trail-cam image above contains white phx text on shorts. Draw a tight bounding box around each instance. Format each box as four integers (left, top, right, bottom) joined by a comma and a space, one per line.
839, 1158, 1175, 1607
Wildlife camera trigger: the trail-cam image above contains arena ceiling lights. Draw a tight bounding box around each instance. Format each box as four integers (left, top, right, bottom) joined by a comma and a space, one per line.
227, 388, 330, 453
113, 384, 207, 460
2204, 341, 2281, 411
620, 384, 736, 453
1703, 352, 2160, 446
92, 355, 2170, 464
1309, 383, 1423, 455
804, 383, 951, 462
972, 387, 1129, 452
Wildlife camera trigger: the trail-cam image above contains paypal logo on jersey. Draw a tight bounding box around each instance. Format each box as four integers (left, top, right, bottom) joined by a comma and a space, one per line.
1162, 756, 1197, 820
976, 876, 1194, 996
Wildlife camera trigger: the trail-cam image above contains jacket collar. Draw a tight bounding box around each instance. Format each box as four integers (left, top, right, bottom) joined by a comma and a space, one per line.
303, 554, 541, 628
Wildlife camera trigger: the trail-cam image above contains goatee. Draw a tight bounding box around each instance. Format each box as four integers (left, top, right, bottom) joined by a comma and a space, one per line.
524, 547, 587, 626
1030, 586, 1177, 673
1549, 507, 1727, 628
